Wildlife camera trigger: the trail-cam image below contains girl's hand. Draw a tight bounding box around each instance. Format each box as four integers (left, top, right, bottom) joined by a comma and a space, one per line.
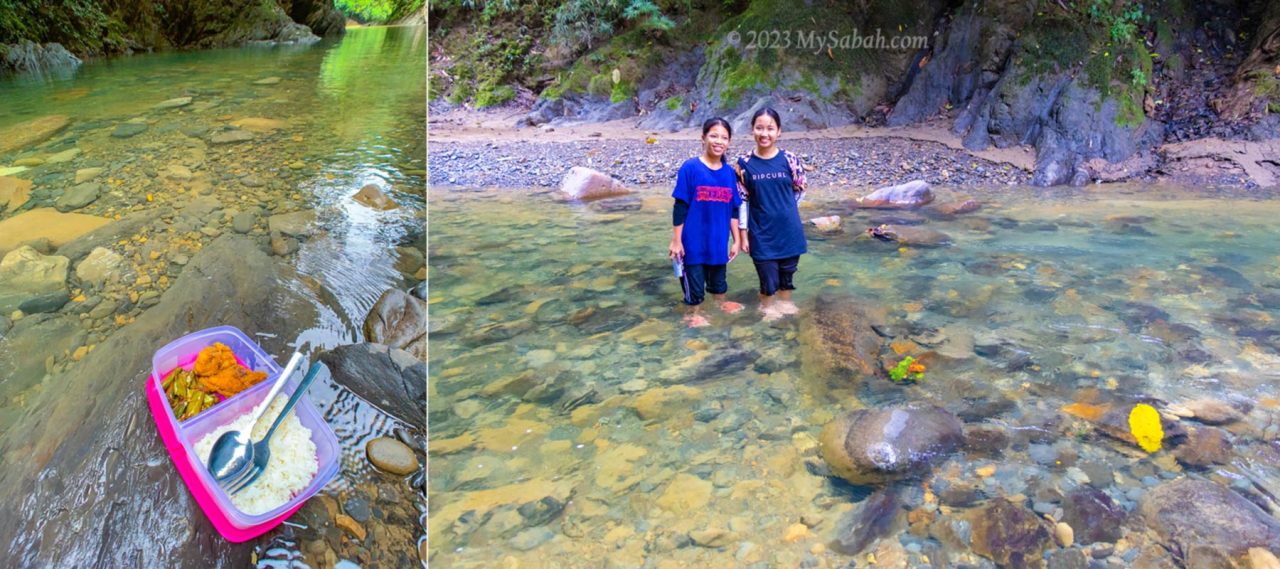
739, 231, 750, 254
728, 239, 740, 262
668, 240, 684, 260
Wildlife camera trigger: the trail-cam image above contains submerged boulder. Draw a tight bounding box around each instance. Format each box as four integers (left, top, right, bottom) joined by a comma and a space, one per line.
799, 293, 886, 383
866, 224, 952, 247
856, 180, 934, 209
559, 166, 629, 201
966, 498, 1055, 568
819, 403, 964, 485
353, 184, 399, 210
0, 245, 69, 313
0, 115, 69, 154
1141, 478, 1280, 559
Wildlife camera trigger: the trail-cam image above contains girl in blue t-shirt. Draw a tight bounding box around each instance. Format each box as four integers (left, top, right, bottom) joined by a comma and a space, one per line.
734, 107, 808, 321
668, 117, 743, 328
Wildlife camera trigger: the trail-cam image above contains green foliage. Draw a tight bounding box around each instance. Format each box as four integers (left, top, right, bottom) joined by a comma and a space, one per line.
336, 0, 425, 23
664, 95, 683, 111
475, 84, 515, 107
888, 356, 925, 383
550, 0, 674, 54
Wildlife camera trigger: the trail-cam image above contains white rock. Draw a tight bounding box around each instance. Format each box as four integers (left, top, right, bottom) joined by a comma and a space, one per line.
560, 166, 628, 201
75, 247, 126, 287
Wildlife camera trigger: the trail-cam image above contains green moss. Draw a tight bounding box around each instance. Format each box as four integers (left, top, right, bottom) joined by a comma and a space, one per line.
664, 95, 683, 111
475, 85, 515, 108
610, 79, 634, 103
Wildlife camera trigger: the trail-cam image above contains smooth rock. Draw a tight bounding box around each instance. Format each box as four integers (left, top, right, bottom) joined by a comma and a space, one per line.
318, 343, 425, 429
17, 290, 70, 314
0, 208, 112, 256
75, 247, 126, 287
799, 293, 886, 382
560, 166, 628, 200
0, 246, 70, 313
153, 97, 192, 109
253, 76, 282, 85
0, 175, 33, 212
967, 498, 1054, 568
1141, 478, 1280, 558
111, 122, 148, 138
934, 200, 982, 215
808, 215, 842, 232
209, 129, 254, 144
231, 212, 256, 234
867, 224, 952, 246
55, 182, 101, 212
819, 403, 963, 485
830, 487, 902, 555
857, 179, 934, 208
230, 117, 286, 133
366, 437, 419, 475
1176, 427, 1234, 467
363, 288, 426, 358
44, 147, 80, 164
509, 527, 555, 551
1063, 486, 1125, 544
267, 210, 316, 237
74, 167, 104, 184
0, 115, 70, 153
353, 184, 398, 210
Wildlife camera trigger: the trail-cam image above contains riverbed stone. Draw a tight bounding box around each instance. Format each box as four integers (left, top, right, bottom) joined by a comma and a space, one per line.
857, 179, 934, 208
353, 183, 398, 210
231, 212, 256, 234
209, 129, 254, 144
55, 182, 101, 212
253, 76, 282, 85
0, 115, 69, 153
819, 403, 964, 485
363, 288, 426, 358
269, 232, 299, 256
366, 437, 419, 475
153, 97, 192, 110
867, 224, 952, 247
1141, 478, 1280, 559
230, 117, 286, 133
318, 343, 425, 429
0, 246, 70, 313
45, 147, 81, 163
74, 167, 104, 184
74, 247, 126, 287
559, 166, 629, 200
268, 210, 316, 237
111, 122, 148, 138
0, 175, 33, 212
17, 290, 70, 314
800, 293, 886, 383
1175, 426, 1234, 467
0, 208, 112, 256
831, 487, 902, 555
967, 498, 1054, 568
1062, 486, 1126, 544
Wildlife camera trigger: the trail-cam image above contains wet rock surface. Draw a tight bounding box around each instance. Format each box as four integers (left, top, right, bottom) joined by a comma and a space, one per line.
319, 343, 425, 430
1141, 478, 1280, 559
819, 404, 964, 485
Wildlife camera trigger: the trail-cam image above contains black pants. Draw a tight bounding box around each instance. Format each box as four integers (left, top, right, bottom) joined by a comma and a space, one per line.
680, 264, 727, 306
754, 256, 799, 296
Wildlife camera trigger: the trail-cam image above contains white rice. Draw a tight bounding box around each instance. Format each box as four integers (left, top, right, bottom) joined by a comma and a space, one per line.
194, 396, 319, 516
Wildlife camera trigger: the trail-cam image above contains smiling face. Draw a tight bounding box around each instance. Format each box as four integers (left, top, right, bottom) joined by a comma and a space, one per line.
752, 114, 780, 151
703, 123, 730, 159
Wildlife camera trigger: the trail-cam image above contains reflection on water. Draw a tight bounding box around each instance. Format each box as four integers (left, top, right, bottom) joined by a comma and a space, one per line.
429, 185, 1280, 567
0, 26, 424, 568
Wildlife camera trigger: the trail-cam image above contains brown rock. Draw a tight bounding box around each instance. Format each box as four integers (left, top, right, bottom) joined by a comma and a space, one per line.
966, 498, 1054, 568
353, 183, 398, 210
0, 176, 33, 212
799, 293, 886, 382
0, 115, 70, 154
933, 199, 981, 216
362, 288, 426, 358
560, 166, 628, 201
819, 404, 963, 485
857, 179, 934, 208
1142, 478, 1280, 559
867, 224, 952, 247
366, 437, 419, 475
1176, 427, 1234, 467
0, 208, 111, 256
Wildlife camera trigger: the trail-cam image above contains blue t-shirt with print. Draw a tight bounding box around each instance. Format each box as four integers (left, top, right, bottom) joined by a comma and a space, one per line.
739, 151, 806, 260
672, 157, 741, 266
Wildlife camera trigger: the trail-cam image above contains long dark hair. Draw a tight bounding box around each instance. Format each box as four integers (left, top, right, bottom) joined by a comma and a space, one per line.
751, 107, 782, 131
701, 117, 732, 165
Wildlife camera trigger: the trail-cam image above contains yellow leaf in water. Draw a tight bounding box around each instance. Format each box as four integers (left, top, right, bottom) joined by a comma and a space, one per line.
1061, 402, 1107, 422
146, 193, 153, 202
645, 136, 657, 144
1128, 403, 1164, 453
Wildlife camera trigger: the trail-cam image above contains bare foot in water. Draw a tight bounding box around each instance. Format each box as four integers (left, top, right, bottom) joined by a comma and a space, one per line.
720, 301, 744, 314
760, 304, 784, 322
775, 300, 799, 315
684, 313, 711, 327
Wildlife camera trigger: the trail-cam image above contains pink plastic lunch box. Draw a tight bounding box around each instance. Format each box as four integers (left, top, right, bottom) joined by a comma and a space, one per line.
145, 325, 339, 542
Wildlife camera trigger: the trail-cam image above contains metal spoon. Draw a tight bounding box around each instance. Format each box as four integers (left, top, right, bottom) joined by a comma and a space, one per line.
207, 351, 303, 487
223, 361, 324, 495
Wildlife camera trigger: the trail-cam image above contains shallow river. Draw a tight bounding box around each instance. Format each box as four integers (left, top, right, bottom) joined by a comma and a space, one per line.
428, 183, 1280, 567
0, 26, 425, 567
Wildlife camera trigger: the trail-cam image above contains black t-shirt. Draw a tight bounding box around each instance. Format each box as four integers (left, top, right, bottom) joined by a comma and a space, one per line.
739, 151, 806, 260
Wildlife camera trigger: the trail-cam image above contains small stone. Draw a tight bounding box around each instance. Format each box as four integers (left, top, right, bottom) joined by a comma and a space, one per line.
335, 514, 366, 541
783, 523, 810, 543
366, 437, 419, 475
74, 167, 104, 183
289, 161, 305, 170
111, 122, 148, 138
45, 147, 80, 164
509, 527, 555, 551
620, 379, 648, 393
253, 76, 282, 85
55, 182, 101, 211
1249, 548, 1280, 569
1056, 522, 1074, 547
689, 528, 735, 548
210, 129, 254, 144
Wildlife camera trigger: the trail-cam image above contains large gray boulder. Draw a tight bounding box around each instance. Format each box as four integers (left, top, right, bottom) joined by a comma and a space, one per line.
318, 343, 425, 430
819, 403, 964, 485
